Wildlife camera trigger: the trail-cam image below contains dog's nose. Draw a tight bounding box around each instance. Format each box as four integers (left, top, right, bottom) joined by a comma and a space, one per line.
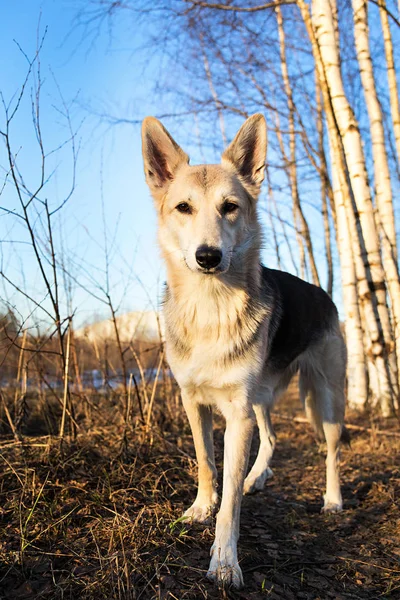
195, 245, 222, 269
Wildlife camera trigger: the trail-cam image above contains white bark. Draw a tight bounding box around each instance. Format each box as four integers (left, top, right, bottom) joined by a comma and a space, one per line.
298, 0, 369, 408
379, 0, 400, 166
353, 0, 400, 387
309, 0, 398, 415
316, 81, 333, 297
330, 145, 368, 408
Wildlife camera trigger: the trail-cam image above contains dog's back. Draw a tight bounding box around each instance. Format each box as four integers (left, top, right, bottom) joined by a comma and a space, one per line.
264, 267, 339, 371
256, 267, 346, 446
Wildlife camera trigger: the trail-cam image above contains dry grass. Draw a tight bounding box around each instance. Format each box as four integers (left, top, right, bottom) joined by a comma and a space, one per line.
1, 387, 399, 600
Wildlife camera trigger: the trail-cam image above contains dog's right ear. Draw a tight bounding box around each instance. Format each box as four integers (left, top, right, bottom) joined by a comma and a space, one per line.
141, 117, 189, 202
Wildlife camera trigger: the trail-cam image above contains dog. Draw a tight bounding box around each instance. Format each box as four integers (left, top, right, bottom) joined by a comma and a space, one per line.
141, 113, 347, 589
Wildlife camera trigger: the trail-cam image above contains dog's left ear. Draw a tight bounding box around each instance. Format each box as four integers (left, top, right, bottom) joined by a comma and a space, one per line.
221, 113, 267, 198
142, 117, 189, 203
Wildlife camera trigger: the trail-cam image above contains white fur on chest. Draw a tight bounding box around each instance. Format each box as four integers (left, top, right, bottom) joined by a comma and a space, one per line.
167, 337, 257, 389
164, 278, 265, 390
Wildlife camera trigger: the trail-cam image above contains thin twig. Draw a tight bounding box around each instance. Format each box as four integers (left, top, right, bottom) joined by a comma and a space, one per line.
0, 392, 20, 442
59, 323, 71, 438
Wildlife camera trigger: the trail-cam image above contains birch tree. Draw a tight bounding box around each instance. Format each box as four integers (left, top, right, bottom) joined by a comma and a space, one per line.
330, 149, 368, 408
378, 0, 400, 166
316, 81, 334, 298
312, 0, 398, 415
76, 0, 400, 415
352, 0, 400, 387
276, 5, 320, 287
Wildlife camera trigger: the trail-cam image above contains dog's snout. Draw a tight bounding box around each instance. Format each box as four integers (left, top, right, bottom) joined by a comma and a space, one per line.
195, 245, 222, 270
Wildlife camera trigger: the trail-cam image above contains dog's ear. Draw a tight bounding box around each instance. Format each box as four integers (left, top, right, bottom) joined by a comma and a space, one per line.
142, 117, 189, 202
221, 113, 267, 198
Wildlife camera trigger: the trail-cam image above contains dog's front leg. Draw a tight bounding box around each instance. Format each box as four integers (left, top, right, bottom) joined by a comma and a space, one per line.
181, 391, 218, 524
207, 395, 254, 589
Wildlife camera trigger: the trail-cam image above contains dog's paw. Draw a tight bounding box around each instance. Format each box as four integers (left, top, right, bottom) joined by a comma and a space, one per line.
207, 558, 243, 589
321, 498, 343, 513
207, 539, 243, 589
243, 467, 273, 495
182, 501, 216, 524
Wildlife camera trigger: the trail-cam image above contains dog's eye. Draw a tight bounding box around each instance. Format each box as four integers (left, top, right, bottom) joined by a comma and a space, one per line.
176, 202, 192, 214
222, 202, 239, 215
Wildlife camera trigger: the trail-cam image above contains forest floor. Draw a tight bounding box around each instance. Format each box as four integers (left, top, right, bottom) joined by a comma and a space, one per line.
1, 388, 400, 600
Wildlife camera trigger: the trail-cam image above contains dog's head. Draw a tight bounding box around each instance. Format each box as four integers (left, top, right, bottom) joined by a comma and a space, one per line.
141, 114, 267, 276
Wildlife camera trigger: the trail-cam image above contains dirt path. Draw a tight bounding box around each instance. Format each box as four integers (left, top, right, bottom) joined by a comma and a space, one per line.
158, 413, 400, 599
1, 399, 399, 599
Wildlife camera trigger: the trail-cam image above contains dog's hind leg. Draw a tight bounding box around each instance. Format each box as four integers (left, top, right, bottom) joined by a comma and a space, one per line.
321, 414, 343, 512
302, 380, 345, 512
181, 392, 218, 524
301, 333, 346, 513
243, 402, 276, 495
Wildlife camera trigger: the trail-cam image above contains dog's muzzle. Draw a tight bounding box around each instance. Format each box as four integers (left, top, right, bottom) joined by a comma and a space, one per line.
195, 245, 222, 271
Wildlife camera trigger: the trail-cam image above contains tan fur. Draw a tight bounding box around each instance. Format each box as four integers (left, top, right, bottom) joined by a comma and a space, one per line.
141, 114, 346, 590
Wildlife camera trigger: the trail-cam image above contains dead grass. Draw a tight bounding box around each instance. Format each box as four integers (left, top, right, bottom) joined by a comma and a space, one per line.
1, 388, 399, 600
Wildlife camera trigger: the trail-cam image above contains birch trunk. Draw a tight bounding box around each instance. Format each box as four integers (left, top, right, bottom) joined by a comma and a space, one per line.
276, 5, 321, 287
312, 0, 398, 415
274, 109, 308, 280
267, 169, 300, 276
352, 0, 400, 386
298, 0, 398, 414
267, 187, 282, 270
378, 0, 400, 166
316, 80, 334, 297
330, 147, 368, 408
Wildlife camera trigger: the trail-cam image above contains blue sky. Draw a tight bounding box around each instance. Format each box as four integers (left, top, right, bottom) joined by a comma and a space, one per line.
0, 0, 290, 329
2, 0, 387, 327
0, 0, 170, 326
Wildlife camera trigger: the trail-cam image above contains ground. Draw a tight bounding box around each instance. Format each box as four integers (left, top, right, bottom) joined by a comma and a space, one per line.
0, 389, 399, 600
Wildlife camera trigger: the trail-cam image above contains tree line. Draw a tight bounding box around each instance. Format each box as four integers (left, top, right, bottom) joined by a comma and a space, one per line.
76, 0, 400, 415
1, 0, 400, 425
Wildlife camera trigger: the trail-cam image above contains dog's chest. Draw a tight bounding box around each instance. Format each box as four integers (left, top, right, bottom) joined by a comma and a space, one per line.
164, 287, 267, 388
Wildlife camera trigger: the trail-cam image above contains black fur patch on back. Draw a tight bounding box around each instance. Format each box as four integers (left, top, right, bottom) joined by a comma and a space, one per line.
264, 268, 338, 370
